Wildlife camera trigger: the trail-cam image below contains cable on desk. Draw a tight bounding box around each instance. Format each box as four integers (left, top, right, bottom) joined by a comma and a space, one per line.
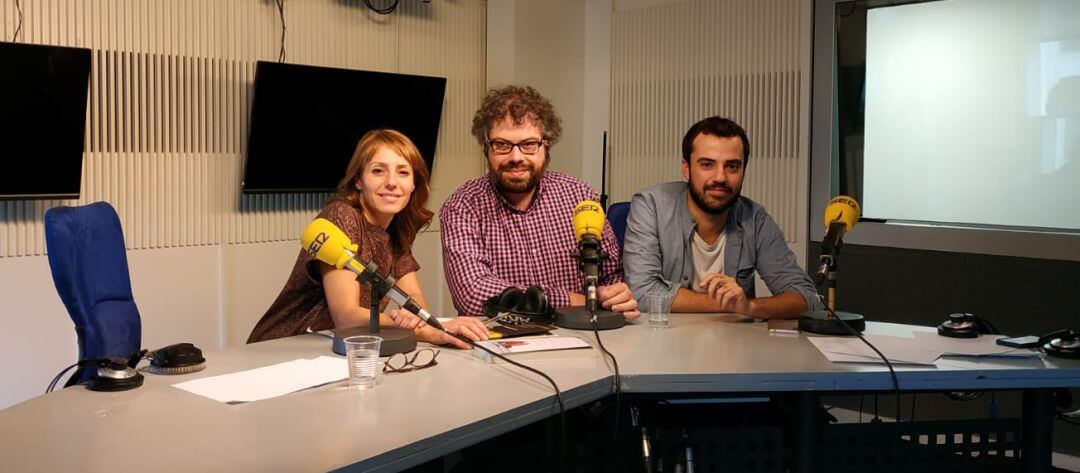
820, 294, 901, 422
451, 332, 567, 469
592, 321, 621, 438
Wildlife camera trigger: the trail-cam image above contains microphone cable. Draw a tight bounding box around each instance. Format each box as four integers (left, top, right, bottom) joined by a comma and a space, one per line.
591, 316, 622, 437
449, 332, 568, 469
818, 294, 902, 422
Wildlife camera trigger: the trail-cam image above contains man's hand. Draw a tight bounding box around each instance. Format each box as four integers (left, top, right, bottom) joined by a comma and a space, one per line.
416, 316, 489, 349
699, 273, 752, 315
597, 282, 640, 320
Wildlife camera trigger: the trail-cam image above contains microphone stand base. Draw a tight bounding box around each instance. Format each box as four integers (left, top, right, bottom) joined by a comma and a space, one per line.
554, 307, 626, 330
332, 326, 417, 356
798, 310, 866, 336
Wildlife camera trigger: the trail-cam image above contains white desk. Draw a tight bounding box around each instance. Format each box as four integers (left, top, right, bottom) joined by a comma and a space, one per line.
1, 315, 1077, 472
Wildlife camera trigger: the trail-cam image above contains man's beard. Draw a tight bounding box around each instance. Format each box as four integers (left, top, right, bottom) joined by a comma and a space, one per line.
688, 181, 739, 215
491, 161, 544, 194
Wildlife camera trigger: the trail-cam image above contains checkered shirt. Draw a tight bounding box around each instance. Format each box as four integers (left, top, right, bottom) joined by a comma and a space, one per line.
440, 171, 624, 315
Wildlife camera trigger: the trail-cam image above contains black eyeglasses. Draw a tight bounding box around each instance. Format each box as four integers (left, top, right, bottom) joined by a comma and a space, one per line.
383, 348, 439, 374
487, 139, 545, 155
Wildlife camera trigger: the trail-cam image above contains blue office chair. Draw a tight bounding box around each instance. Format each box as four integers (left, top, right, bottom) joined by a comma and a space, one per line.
45, 202, 142, 385
607, 202, 631, 252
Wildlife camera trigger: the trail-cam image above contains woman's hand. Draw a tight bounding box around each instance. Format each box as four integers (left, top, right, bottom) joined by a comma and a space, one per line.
387, 308, 426, 330
416, 316, 489, 349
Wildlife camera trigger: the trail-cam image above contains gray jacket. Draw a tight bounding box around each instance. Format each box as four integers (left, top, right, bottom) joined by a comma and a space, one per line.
623, 182, 823, 313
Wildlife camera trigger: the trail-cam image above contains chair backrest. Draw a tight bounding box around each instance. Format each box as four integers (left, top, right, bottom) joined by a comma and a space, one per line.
44, 202, 142, 383
607, 202, 631, 252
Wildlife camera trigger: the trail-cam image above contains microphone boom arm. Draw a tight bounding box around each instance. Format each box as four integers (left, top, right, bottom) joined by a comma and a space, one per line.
343, 248, 444, 331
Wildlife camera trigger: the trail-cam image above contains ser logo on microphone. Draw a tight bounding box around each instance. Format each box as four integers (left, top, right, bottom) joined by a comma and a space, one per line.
307, 231, 329, 256
573, 201, 601, 218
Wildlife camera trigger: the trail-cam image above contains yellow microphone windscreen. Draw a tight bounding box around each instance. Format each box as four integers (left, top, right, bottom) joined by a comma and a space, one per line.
824, 195, 861, 231
300, 218, 359, 270
572, 200, 605, 242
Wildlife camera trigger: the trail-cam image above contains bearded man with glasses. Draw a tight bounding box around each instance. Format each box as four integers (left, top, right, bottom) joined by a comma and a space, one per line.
440, 85, 639, 320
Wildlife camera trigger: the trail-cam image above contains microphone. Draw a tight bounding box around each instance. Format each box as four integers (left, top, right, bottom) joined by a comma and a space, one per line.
572, 201, 606, 314
554, 201, 625, 330
300, 218, 444, 331
799, 195, 866, 335
816, 195, 861, 277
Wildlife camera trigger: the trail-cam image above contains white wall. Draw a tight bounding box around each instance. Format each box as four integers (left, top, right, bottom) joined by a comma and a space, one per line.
0, 243, 290, 408
0, 0, 816, 410
609, 0, 813, 266
0, 0, 485, 410
486, 0, 590, 181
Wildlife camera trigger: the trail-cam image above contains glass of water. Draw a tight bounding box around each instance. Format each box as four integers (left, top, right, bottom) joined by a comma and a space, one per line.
644, 293, 669, 328
343, 335, 382, 389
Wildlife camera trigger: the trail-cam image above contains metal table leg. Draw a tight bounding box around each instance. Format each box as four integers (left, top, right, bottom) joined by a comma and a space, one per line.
1022, 389, 1053, 473
791, 392, 820, 473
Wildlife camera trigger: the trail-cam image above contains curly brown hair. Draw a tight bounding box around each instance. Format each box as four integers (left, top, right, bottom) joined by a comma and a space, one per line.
334, 129, 434, 251
471, 85, 562, 152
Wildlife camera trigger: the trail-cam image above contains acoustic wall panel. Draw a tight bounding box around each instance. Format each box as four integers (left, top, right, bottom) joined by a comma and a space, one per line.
610, 0, 809, 241
0, 0, 486, 257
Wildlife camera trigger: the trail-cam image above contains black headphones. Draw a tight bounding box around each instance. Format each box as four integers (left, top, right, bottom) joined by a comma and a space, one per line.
937, 313, 997, 338
86, 357, 145, 392
82, 343, 206, 392
1044, 330, 1080, 359
483, 286, 554, 325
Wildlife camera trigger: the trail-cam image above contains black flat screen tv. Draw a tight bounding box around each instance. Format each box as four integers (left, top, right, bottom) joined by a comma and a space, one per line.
243, 62, 447, 194
0, 41, 91, 200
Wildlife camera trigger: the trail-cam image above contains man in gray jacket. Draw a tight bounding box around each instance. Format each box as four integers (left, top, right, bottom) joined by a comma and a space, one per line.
623, 116, 822, 318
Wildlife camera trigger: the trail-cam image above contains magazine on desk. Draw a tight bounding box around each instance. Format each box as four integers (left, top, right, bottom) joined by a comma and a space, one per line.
473, 336, 595, 364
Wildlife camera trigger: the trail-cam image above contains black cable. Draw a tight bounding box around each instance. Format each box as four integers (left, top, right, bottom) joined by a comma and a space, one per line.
13, 0, 23, 42
276, 0, 286, 63
592, 321, 621, 437
364, 0, 400, 15
944, 391, 984, 401
46, 362, 80, 394
452, 332, 567, 469
820, 295, 902, 422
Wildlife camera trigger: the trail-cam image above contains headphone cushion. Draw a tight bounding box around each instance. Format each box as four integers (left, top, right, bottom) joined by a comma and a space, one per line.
522, 285, 550, 315
484, 287, 523, 317
483, 286, 553, 324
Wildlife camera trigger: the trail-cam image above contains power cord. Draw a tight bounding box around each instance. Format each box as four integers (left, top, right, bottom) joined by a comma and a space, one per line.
13, 0, 23, 42
451, 332, 567, 469
819, 294, 902, 421
592, 320, 622, 437
46, 362, 82, 393
276, 0, 286, 62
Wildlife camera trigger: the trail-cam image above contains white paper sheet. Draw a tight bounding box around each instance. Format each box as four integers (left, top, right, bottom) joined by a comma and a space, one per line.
173, 356, 348, 403
808, 332, 1041, 366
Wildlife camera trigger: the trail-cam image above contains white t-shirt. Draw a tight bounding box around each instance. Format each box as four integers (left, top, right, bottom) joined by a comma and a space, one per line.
690, 230, 727, 292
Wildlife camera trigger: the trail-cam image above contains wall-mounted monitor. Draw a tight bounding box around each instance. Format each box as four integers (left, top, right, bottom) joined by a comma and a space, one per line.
0, 42, 92, 200
243, 62, 447, 194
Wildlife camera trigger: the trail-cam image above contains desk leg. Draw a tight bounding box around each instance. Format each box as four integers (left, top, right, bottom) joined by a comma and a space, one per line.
791, 392, 820, 473
1022, 389, 1052, 473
